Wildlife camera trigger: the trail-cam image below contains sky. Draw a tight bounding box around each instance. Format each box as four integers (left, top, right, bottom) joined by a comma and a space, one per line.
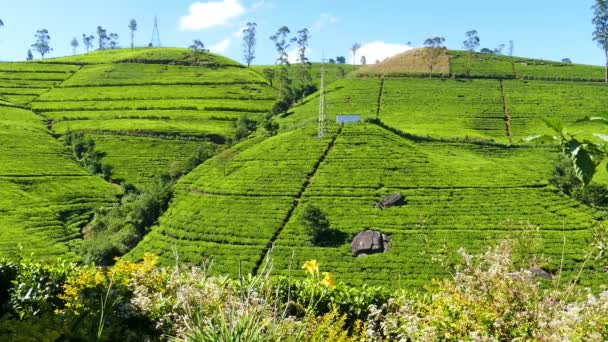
0, 0, 604, 65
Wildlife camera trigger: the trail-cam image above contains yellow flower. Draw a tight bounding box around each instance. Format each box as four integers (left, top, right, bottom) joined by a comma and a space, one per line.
320, 272, 336, 288
302, 260, 320, 276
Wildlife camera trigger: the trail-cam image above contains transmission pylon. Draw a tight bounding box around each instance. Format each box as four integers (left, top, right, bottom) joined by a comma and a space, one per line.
150, 15, 161, 47
318, 61, 329, 138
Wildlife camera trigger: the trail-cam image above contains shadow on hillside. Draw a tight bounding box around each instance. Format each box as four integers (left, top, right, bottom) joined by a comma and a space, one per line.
316, 229, 349, 247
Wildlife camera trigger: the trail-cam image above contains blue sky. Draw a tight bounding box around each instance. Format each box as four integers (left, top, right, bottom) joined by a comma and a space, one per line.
0, 0, 603, 65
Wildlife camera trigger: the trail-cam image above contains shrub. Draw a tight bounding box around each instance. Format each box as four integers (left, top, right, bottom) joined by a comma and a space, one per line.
81, 176, 173, 265
551, 154, 608, 207
300, 205, 331, 245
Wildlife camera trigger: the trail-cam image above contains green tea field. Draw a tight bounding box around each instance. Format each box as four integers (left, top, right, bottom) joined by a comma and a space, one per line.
2, 47, 608, 289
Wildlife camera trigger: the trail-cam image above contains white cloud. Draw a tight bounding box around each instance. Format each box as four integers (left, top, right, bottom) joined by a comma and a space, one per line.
311, 12, 340, 33
209, 38, 232, 53
351, 41, 413, 64
286, 47, 314, 64
251, 1, 274, 10
179, 0, 245, 31
232, 26, 246, 38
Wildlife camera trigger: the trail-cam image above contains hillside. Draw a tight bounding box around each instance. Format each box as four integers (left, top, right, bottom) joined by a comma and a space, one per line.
14, 48, 276, 187
2, 48, 608, 289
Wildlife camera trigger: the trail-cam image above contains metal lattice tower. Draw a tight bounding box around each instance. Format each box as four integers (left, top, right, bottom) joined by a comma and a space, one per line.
318, 61, 328, 138
150, 15, 161, 47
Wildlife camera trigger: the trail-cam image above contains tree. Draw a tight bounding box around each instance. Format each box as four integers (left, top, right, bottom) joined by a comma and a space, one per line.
480, 48, 494, 54
97, 26, 108, 50
108, 33, 119, 49
82, 34, 94, 52
462, 30, 480, 76
593, 0, 608, 82
0, 19, 3, 27
494, 44, 505, 54
128, 19, 137, 50
351, 42, 361, 71
336, 56, 346, 64
189, 39, 207, 64
337, 65, 346, 79
300, 204, 331, 245
31, 29, 52, 59
242, 22, 257, 67
328, 58, 336, 63
292, 28, 312, 97
189, 39, 206, 51
26, 49, 33, 61
360, 56, 367, 65
562, 58, 573, 64
269, 26, 292, 99
262, 68, 275, 87
423, 36, 446, 77
462, 30, 480, 51
70, 37, 79, 55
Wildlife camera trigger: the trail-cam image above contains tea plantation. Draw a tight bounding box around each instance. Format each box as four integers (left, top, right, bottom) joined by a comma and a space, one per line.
2, 48, 608, 289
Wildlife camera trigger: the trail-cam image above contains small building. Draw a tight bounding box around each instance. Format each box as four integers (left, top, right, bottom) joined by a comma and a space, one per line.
336, 114, 362, 124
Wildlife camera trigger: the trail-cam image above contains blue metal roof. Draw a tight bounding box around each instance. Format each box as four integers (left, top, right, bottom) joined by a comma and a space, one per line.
336, 114, 362, 124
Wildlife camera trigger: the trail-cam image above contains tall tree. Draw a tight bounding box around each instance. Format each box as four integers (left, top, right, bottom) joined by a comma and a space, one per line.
70, 37, 79, 55
293, 28, 312, 86
593, 0, 608, 83
462, 30, 480, 76
31, 29, 52, 59
360, 56, 367, 65
423, 37, 446, 78
494, 44, 505, 54
108, 33, 119, 49
26, 49, 33, 61
351, 42, 361, 71
269, 26, 291, 98
128, 19, 137, 50
97, 26, 108, 50
336, 56, 346, 64
0, 19, 3, 27
242, 22, 257, 67
82, 34, 94, 52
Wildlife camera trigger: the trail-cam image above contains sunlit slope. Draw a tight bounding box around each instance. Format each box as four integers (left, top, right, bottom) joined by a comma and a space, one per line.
129, 122, 604, 288
448, 50, 606, 81
0, 105, 119, 260
127, 126, 336, 273
0, 62, 80, 106
40, 47, 241, 66
25, 49, 276, 187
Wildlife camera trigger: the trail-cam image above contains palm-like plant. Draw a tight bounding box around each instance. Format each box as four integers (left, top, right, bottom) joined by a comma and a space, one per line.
524, 118, 608, 186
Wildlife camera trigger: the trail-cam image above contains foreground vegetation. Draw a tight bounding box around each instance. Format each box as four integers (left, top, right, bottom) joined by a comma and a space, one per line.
1, 241, 607, 341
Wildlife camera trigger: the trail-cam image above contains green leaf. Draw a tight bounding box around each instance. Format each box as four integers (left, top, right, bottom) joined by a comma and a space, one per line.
521, 134, 556, 144
542, 118, 564, 135
566, 140, 596, 186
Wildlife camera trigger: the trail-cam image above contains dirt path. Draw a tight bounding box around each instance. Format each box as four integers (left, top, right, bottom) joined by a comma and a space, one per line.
499, 80, 513, 144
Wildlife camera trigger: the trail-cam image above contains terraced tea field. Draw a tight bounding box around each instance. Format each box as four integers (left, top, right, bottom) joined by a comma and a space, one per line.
130, 123, 604, 289
14, 49, 278, 187
0, 105, 119, 260
2, 47, 608, 289
449, 50, 606, 81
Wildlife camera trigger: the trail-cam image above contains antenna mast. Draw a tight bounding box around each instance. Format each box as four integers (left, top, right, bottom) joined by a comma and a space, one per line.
150, 15, 161, 47
318, 60, 328, 138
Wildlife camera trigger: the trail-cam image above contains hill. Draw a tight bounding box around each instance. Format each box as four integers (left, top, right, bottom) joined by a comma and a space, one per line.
16, 48, 276, 187
1, 48, 608, 289
128, 50, 608, 289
